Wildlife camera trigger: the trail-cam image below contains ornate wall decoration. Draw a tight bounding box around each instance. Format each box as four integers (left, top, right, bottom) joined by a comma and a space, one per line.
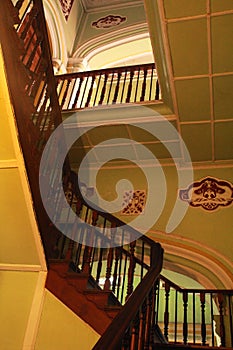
92, 15, 127, 29
121, 190, 146, 215
179, 177, 233, 211
59, 0, 74, 21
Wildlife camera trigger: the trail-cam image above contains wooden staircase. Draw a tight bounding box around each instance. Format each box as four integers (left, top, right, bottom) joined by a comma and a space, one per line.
46, 260, 121, 334
0, 1, 232, 349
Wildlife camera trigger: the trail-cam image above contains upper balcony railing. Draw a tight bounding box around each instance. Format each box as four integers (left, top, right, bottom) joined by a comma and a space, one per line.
55, 63, 161, 111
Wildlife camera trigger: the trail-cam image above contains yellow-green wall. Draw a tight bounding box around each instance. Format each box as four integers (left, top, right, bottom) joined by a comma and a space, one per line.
35, 291, 99, 350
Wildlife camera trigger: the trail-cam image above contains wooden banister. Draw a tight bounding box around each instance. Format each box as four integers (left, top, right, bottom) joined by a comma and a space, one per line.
155, 275, 233, 348
56, 63, 161, 110
92, 245, 163, 350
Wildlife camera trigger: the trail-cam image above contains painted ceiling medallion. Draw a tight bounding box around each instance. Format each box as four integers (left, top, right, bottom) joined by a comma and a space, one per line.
59, 0, 74, 21
121, 190, 146, 215
179, 177, 233, 211
92, 14, 126, 29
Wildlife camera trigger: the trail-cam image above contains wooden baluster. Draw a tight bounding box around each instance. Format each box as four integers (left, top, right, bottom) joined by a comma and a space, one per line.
112, 248, 120, 294
149, 282, 158, 346
140, 67, 148, 101
218, 292, 226, 347
120, 71, 127, 103
149, 66, 154, 100
74, 198, 84, 266
126, 70, 134, 103
140, 241, 145, 281
121, 328, 131, 350
155, 79, 160, 100
26, 34, 42, 70
80, 76, 89, 108
121, 252, 128, 304
130, 313, 139, 350
134, 67, 140, 102
104, 247, 113, 291
99, 73, 108, 105
164, 281, 170, 341
192, 293, 196, 344
76, 198, 83, 218
155, 279, 160, 327
126, 240, 136, 300
72, 76, 84, 109
92, 73, 101, 106
61, 78, 72, 109
138, 301, 147, 350
183, 291, 188, 345
210, 293, 215, 347
200, 292, 206, 345
106, 72, 114, 104
85, 74, 95, 107
19, 7, 37, 41
174, 290, 178, 343
113, 71, 122, 103
96, 247, 103, 284
116, 248, 123, 300
96, 218, 107, 283
228, 294, 233, 348
104, 222, 115, 290
144, 290, 153, 349
64, 184, 75, 264
82, 209, 96, 274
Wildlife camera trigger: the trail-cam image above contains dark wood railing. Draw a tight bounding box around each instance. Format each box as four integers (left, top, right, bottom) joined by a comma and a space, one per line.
92, 249, 163, 350
56, 63, 161, 110
49, 169, 163, 304
93, 274, 233, 349
155, 275, 233, 348
2, 2, 232, 350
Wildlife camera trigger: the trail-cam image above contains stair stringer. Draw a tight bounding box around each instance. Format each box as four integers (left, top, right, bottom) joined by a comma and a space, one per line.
46, 261, 121, 335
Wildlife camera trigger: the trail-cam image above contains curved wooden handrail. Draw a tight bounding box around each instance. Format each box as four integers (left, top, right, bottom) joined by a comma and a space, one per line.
55, 62, 160, 110
56, 63, 156, 80
92, 244, 164, 350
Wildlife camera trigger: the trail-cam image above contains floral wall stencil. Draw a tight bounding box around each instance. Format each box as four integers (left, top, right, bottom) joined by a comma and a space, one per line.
121, 190, 146, 215
59, 0, 74, 21
179, 177, 233, 211
92, 15, 126, 29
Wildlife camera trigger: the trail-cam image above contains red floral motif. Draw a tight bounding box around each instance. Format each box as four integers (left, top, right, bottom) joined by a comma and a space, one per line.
179, 177, 233, 211
92, 15, 126, 29
121, 190, 146, 215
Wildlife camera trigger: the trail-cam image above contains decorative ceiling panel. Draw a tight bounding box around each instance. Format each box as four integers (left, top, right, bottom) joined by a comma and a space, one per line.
82, 0, 143, 11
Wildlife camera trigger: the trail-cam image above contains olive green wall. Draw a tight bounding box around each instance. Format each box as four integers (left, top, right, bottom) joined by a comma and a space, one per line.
95, 163, 233, 287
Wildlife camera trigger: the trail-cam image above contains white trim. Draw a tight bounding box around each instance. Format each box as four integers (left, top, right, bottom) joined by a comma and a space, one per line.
73, 23, 149, 62
0, 159, 18, 168
22, 271, 47, 350
163, 261, 217, 289
0, 264, 45, 272
161, 242, 233, 289
43, 0, 68, 67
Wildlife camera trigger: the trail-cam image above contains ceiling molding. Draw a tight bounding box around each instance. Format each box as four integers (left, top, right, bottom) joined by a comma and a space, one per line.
81, 0, 143, 13
73, 22, 149, 60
